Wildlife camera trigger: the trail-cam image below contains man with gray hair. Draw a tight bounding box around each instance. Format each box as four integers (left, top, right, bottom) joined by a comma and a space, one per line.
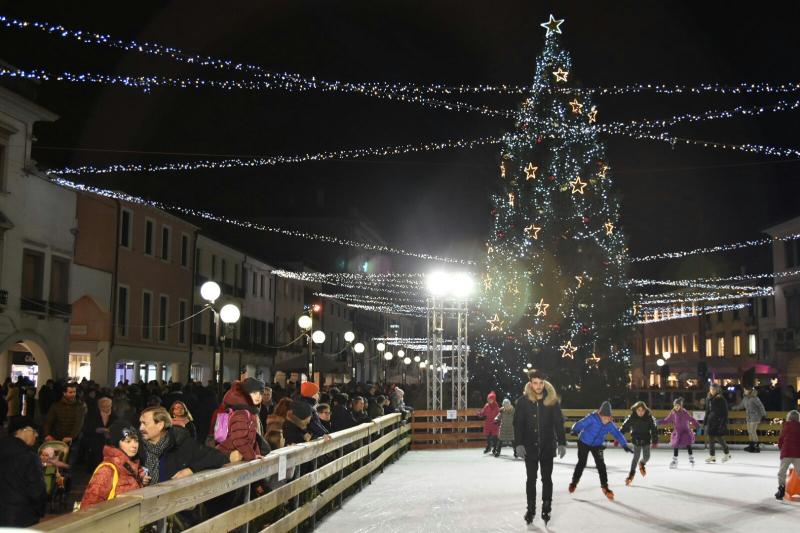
776, 410, 800, 500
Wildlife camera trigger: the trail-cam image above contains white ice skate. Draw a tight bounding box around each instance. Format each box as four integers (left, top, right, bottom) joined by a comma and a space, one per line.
669, 457, 678, 469
689, 455, 695, 467
705, 456, 716, 463
721, 453, 731, 463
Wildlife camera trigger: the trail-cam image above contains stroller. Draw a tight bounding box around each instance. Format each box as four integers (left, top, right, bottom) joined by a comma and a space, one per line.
39, 440, 71, 513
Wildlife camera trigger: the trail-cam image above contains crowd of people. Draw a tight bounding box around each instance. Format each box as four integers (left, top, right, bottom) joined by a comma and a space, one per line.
0, 375, 413, 529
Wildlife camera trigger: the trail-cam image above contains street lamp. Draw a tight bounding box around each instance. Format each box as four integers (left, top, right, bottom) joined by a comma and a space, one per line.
344, 331, 355, 343
656, 358, 665, 367
298, 314, 312, 331
414, 355, 421, 363
376, 342, 386, 352
201, 281, 240, 399
397, 349, 405, 358
200, 281, 221, 303
662, 351, 671, 361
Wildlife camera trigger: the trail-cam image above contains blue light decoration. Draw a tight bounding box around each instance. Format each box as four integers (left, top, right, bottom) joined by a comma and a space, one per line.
473, 16, 633, 403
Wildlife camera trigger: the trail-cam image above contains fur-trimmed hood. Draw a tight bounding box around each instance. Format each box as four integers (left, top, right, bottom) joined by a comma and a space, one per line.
523, 380, 559, 407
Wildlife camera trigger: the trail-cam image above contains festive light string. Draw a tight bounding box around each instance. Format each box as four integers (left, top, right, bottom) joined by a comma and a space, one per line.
636, 303, 750, 324
48, 134, 515, 177
631, 234, 800, 263
313, 291, 424, 306
50, 177, 473, 265
274, 270, 425, 287
345, 302, 426, 317
631, 279, 764, 291
638, 287, 774, 306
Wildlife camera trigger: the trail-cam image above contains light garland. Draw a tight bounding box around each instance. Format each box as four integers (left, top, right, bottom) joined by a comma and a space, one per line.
636, 302, 750, 324
637, 287, 774, 305
631, 234, 800, 263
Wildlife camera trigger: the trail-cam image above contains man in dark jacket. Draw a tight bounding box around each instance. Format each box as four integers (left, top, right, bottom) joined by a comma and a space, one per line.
331, 393, 357, 432
43, 382, 85, 471
513, 370, 566, 525
705, 384, 731, 463
351, 396, 371, 424
0, 417, 47, 527
139, 406, 230, 484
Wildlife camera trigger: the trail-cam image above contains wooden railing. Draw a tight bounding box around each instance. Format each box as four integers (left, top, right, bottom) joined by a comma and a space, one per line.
38, 414, 410, 533
412, 408, 790, 449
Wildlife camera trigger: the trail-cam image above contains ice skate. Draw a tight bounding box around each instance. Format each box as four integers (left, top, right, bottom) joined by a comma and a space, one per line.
669, 456, 678, 469
638, 461, 647, 476
541, 500, 551, 525
568, 482, 577, 494
705, 455, 716, 463
601, 486, 614, 500
744, 442, 755, 453
625, 473, 634, 486
689, 455, 695, 466
524, 506, 535, 525
721, 453, 731, 462
753, 442, 761, 453
776, 485, 786, 500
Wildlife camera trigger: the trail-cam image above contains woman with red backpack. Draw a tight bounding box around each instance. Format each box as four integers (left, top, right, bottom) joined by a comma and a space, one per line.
215, 378, 269, 461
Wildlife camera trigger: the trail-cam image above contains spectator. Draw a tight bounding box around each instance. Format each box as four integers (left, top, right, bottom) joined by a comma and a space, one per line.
138, 406, 230, 484
80, 421, 148, 509
84, 396, 117, 471
39, 379, 57, 417
43, 382, 85, 471
331, 393, 357, 432
299, 382, 330, 439
352, 396, 371, 424
368, 395, 385, 420
170, 401, 197, 441
267, 397, 293, 433
316, 403, 332, 432
283, 400, 314, 445
0, 417, 47, 527
216, 379, 267, 462
5, 379, 21, 419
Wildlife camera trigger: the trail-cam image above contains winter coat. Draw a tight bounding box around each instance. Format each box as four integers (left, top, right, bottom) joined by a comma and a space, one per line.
513, 380, 566, 457
266, 414, 286, 434
0, 435, 47, 527
367, 400, 384, 420
621, 408, 659, 446
44, 397, 86, 440
572, 413, 629, 448
331, 404, 357, 432
216, 381, 261, 461
283, 417, 311, 446
658, 408, 698, 448
299, 396, 329, 438
732, 390, 767, 423
478, 401, 501, 437
778, 420, 800, 459
80, 445, 144, 508
705, 394, 729, 436
153, 426, 227, 482
353, 410, 371, 425
496, 406, 515, 443
84, 406, 118, 470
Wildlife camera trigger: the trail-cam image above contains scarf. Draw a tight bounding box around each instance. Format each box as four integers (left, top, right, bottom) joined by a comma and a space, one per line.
142, 432, 171, 484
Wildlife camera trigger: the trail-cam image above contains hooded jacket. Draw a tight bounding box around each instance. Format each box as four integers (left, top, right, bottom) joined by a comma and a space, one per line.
80, 445, 144, 508
620, 403, 659, 446
478, 397, 501, 437
216, 381, 261, 461
732, 389, 767, 423
572, 412, 629, 448
512, 380, 566, 456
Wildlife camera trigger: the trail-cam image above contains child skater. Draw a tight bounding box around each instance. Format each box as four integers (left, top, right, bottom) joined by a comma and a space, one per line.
658, 397, 699, 468
569, 401, 633, 500
493, 398, 515, 457
620, 401, 659, 485
776, 410, 800, 500
478, 391, 500, 454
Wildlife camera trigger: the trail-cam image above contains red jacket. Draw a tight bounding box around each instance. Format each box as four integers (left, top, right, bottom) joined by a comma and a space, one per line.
80, 446, 144, 508
779, 420, 800, 459
216, 381, 261, 461
478, 402, 501, 437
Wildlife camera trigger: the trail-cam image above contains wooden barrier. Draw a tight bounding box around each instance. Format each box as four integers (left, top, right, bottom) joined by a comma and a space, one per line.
412, 408, 790, 449
37, 413, 410, 533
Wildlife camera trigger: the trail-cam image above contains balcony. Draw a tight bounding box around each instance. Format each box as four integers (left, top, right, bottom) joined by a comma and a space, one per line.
20, 297, 47, 314
48, 302, 72, 317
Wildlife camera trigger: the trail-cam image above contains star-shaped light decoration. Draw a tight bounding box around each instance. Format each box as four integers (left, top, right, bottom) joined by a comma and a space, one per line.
525, 224, 542, 240
569, 176, 588, 195
560, 340, 577, 359
524, 162, 539, 180
575, 275, 584, 288
500, 161, 506, 178
508, 192, 516, 206
534, 298, 550, 317
483, 275, 493, 290
526, 328, 534, 338
552, 67, 569, 83
587, 106, 598, 123
604, 221, 615, 236
598, 164, 610, 178
540, 14, 565, 37
632, 303, 640, 317
487, 314, 504, 332
569, 98, 584, 114
586, 353, 601, 368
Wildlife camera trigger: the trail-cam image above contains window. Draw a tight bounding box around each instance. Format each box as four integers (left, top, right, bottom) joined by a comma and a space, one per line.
158, 295, 168, 342
268, 277, 273, 301
673, 335, 679, 354
21, 249, 45, 301
762, 338, 770, 357
181, 234, 189, 267
120, 209, 132, 247
705, 338, 713, 357
733, 334, 741, 356
50, 256, 70, 304
144, 219, 155, 256
717, 335, 725, 357
253, 271, 257, 296
142, 291, 152, 340
665, 336, 672, 354
178, 300, 188, 344
195, 248, 202, 274
748, 333, 757, 355
161, 226, 171, 261
692, 333, 699, 352
234, 264, 239, 291
788, 293, 800, 329
117, 286, 129, 337
283, 279, 288, 298
211, 254, 217, 279
645, 338, 651, 356
260, 275, 265, 298
192, 305, 204, 339
785, 240, 797, 268
761, 299, 769, 318
681, 334, 687, 354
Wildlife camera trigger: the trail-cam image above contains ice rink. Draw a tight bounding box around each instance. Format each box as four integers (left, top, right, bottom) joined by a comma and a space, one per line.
316, 446, 799, 532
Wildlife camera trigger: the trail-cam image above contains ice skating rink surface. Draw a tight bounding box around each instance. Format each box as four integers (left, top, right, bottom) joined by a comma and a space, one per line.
316, 447, 799, 533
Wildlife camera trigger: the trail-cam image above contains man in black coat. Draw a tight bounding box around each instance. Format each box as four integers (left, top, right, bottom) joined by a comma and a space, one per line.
331, 393, 357, 432
0, 417, 47, 527
513, 371, 566, 525
705, 384, 731, 462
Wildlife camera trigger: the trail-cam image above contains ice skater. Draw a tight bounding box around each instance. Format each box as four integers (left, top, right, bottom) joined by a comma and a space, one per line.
705, 384, 731, 463
776, 410, 800, 500
513, 370, 566, 525
620, 401, 659, 485
658, 397, 698, 468
568, 401, 633, 501
493, 398, 515, 457
478, 391, 500, 454
732, 387, 767, 453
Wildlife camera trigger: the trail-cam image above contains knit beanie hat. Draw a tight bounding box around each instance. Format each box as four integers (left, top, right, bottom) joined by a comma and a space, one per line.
487, 391, 496, 401
242, 377, 266, 394
502, 398, 511, 406
291, 399, 313, 420
300, 381, 320, 398
788, 410, 799, 422
598, 401, 613, 417
8, 417, 41, 436
108, 420, 140, 446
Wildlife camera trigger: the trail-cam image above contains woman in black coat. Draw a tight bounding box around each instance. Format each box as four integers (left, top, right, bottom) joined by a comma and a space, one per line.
704, 384, 731, 462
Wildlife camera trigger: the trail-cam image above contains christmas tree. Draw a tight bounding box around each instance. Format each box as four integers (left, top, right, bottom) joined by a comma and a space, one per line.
474, 15, 633, 405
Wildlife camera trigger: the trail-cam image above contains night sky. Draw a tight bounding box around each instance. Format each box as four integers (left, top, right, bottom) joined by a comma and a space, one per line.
2, 0, 799, 280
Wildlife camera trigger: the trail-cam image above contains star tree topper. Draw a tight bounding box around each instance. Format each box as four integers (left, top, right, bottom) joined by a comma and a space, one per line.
540, 14, 565, 37
552, 67, 569, 83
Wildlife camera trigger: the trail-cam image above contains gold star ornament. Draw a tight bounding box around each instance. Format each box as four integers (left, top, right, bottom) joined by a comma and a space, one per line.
540, 14, 565, 37
524, 162, 539, 180
569, 98, 584, 114
534, 298, 550, 317
560, 340, 577, 359
575, 275, 584, 288
525, 224, 542, 240
552, 68, 569, 83
487, 314, 504, 332
604, 221, 615, 236
569, 176, 588, 194
500, 161, 506, 178
508, 192, 516, 207
598, 164, 610, 178
586, 353, 601, 368
587, 106, 598, 123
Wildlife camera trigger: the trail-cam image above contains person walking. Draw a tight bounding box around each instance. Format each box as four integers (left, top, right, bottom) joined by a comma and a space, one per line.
620, 401, 659, 484
478, 391, 501, 454
658, 397, 699, 468
705, 384, 731, 463
513, 371, 566, 525
733, 388, 767, 453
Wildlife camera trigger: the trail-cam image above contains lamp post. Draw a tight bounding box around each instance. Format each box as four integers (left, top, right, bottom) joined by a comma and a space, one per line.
383, 350, 393, 383
201, 281, 241, 399
353, 340, 365, 380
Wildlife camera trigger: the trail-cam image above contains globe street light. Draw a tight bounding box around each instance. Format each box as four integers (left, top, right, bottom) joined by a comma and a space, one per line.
298, 314, 313, 331
220, 304, 241, 325
414, 355, 421, 363
397, 349, 406, 358
200, 281, 221, 303
656, 358, 665, 367
344, 331, 355, 343
312, 330, 326, 344
384, 351, 393, 361
354, 342, 365, 354
376, 342, 386, 352
662, 351, 672, 361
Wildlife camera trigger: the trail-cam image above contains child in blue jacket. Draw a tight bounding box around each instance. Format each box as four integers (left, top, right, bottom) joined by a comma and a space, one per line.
569, 401, 633, 500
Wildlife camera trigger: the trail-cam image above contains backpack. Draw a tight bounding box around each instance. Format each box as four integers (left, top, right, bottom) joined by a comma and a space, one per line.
74, 462, 119, 511
214, 408, 252, 444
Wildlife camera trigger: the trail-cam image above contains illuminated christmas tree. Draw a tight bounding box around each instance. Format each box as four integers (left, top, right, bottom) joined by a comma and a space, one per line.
474, 15, 633, 404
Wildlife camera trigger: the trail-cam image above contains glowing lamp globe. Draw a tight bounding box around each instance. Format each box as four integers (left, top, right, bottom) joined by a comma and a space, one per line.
344, 331, 355, 343
403, 357, 412, 365
384, 352, 393, 361
311, 330, 326, 344
354, 342, 365, 354
376, 342, 386, 352
414, 355, 421, 363
397, 349, 405, 358
297, 315, 313, 330
219, 304, 241, 324
200, 281, 221, 302
656, 358, 665, 367
663, 351, 671, 360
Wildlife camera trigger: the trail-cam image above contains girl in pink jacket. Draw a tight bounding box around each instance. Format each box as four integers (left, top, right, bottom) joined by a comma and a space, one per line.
478, 391, 501, 454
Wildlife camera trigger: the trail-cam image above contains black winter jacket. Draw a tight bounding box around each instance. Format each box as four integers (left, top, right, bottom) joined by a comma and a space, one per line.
705, 394, 729, 436
0, 436, 47, 527
620, 409, 659, 445
153, 426, 227, 481
331, 405, 357, 432
513, 381, 566, 457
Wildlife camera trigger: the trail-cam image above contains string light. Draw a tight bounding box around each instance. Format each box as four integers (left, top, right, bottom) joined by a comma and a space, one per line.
636, 303, 750, 324
631, 234, 800, 262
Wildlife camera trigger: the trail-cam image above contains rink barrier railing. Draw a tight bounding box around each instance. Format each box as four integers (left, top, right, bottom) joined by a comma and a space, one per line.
36, 413, 410, 533
410, 408, 788, 449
